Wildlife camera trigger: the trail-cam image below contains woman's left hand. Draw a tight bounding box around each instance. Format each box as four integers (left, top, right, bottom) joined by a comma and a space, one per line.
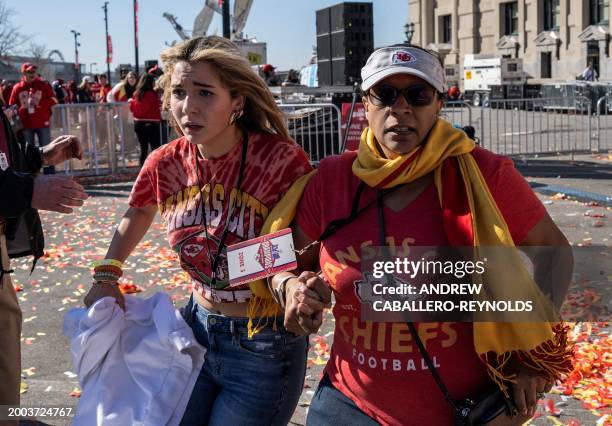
511, 368, 553, 417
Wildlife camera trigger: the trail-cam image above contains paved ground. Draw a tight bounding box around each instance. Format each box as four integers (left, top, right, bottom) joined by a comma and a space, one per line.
9, 157, 611, 425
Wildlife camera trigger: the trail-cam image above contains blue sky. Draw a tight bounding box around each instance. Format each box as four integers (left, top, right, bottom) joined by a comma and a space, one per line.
5, 0, 409, 73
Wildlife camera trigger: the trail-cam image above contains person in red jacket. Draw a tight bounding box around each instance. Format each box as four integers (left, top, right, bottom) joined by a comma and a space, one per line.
129, 73, 161, 165
9, 63, 58, 174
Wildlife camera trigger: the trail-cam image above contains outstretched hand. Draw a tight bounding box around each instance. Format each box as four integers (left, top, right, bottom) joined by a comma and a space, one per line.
42, 135, 83, 166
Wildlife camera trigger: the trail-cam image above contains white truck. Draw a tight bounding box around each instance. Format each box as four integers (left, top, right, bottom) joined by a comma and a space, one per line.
463, 54, 525, 106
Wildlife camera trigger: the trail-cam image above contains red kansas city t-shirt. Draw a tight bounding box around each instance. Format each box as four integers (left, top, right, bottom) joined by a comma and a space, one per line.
296, 147, 546, 425
130, 133, 312, 297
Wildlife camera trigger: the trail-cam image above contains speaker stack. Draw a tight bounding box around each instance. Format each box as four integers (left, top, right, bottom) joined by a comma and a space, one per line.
316, 2, 374, 86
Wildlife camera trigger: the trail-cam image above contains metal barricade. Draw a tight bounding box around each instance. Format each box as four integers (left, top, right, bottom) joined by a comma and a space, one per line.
441, 100, 474, 131
441, 100, 477, 143
478, 96, 595, 157
49, 98, 608, 176
50, 102, 140, 175
596, 94, 612, 153
278, 103, 342, 164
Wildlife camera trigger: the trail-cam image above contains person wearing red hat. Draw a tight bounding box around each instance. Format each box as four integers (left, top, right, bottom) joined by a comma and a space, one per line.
262, 63, 280, 86
8, 63, 58, 174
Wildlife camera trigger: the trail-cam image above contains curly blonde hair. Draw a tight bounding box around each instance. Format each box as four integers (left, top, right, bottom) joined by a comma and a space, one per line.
158, 36, 289, 139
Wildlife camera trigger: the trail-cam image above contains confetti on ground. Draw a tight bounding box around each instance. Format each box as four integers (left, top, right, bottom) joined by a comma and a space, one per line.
556, 322, 611, 412
22, 367, 36, 377
119, 282, 142, 294
10, 177, 609, 425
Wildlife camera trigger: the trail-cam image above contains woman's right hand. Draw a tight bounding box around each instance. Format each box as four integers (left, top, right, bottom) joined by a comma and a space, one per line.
84, 282, 126, 311
284, 271, 331, 335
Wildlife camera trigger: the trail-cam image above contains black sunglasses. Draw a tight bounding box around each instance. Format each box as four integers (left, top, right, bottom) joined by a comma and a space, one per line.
367, 84, 436, 108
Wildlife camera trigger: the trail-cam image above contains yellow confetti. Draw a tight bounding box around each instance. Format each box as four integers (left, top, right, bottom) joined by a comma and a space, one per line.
22, 367, 36, 377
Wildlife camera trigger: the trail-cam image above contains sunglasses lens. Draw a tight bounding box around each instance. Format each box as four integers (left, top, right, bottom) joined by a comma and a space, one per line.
404, 85, 434, 106
377, 86, 401, 106
370, 84, 435, 107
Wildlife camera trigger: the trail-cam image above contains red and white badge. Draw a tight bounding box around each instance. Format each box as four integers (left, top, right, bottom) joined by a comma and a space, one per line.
226, 228, 298, 287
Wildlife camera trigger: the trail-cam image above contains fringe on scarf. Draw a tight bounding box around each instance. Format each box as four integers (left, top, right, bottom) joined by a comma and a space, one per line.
246, 296, 282, 339
482, 323, 574, 397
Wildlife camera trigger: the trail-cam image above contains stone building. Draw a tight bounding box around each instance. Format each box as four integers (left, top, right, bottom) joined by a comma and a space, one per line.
408, 0, 612, 82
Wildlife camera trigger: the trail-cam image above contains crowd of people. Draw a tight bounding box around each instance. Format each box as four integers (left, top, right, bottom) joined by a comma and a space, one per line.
0, 37, 575, 426
0, 64, 166, 169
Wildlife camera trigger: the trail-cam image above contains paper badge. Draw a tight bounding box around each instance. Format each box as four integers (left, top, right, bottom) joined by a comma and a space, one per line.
226, 228, 298, 287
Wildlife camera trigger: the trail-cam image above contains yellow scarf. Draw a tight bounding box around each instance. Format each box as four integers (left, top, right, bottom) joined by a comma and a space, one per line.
246, 120, 572, 391
353, 120, 572, 391
246, 171, 315, 336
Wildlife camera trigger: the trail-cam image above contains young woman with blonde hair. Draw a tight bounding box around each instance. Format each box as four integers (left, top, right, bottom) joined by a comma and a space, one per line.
84, 36, 312, 425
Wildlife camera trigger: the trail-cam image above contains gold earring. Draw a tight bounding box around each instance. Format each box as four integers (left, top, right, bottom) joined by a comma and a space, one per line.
229, 109, 243, 126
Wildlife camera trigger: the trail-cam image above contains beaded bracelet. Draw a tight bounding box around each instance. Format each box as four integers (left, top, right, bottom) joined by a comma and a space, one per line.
93, 273, 121, 283
92, 259, 124, 285
93, 280, 119, 286
92, 259, 124, 269
93, 265, 123, 276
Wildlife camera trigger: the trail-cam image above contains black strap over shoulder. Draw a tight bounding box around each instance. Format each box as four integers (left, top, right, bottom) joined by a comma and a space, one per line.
375, 191, 461, 414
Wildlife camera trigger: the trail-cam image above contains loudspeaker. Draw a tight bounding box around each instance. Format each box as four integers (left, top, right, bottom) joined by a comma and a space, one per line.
316, 2, 373, 86
318, 60, 333, 86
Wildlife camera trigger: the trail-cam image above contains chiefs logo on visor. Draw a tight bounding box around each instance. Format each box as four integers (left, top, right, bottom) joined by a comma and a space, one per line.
391, 51, 415, 64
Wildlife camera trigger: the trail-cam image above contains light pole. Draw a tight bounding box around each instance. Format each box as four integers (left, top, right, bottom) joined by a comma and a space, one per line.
133, 0, 139, 75
70, 30, 81, 82
90, 62, 98, 75
404, 22, 415, 44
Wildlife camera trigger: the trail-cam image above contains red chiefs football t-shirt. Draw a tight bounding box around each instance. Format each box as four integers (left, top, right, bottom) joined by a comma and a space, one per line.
295, 147, 546, 425
130, 133, 312, 298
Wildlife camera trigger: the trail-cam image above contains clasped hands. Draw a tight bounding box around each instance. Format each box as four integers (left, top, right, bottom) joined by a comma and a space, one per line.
283, 271, 332, 336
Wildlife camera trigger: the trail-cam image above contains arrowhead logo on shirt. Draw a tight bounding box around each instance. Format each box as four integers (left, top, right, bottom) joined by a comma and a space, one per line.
354, 272, 422, 305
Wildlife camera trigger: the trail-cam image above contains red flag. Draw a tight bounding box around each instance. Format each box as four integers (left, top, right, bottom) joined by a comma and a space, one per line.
134, 0, 139, 47
107, 35, 113, 64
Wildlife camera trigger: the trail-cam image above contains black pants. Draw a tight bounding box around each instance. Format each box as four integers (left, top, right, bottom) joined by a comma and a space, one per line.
134, 121, 161, 165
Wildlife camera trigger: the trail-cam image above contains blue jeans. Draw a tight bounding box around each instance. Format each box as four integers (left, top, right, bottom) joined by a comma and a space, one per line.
306, 375, 379, 426
180, 297, 308, 426
23, 127, 54, 174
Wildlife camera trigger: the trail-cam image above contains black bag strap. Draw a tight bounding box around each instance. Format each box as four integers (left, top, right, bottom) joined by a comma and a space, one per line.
375, 193, 462, 415
297, 181, 403, 255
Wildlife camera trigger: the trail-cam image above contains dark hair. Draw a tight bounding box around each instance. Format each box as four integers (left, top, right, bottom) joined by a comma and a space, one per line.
134, 73, 156, 101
